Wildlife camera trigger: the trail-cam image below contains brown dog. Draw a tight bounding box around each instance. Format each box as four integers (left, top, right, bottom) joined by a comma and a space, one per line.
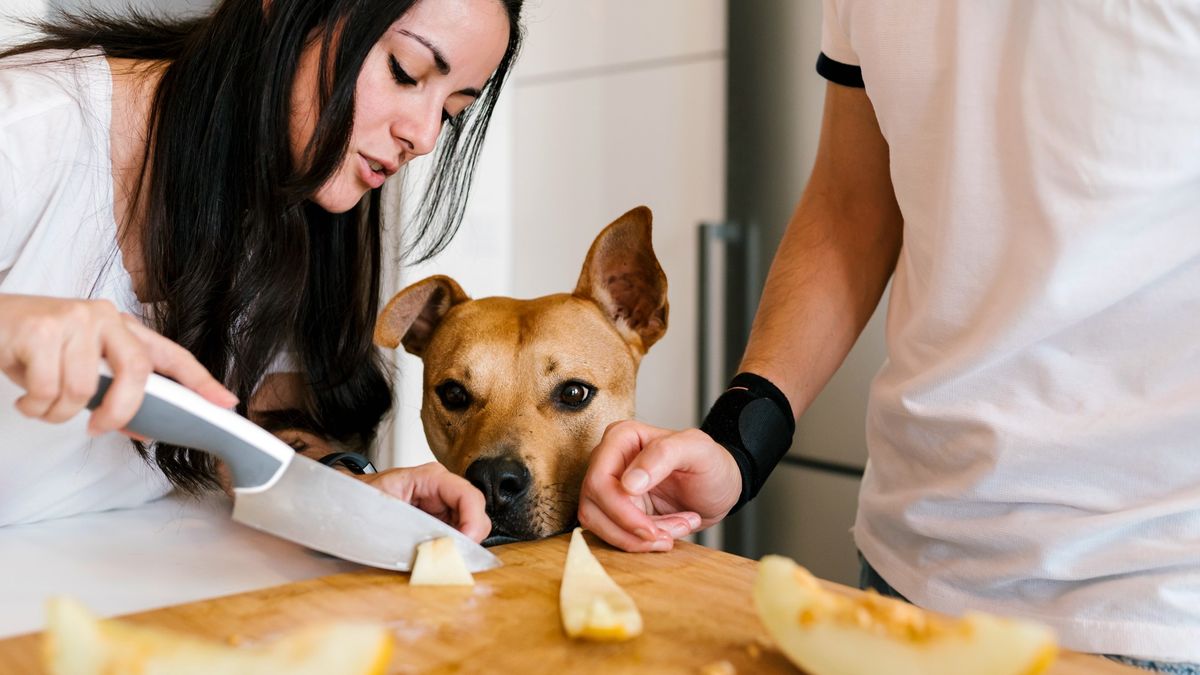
374, 206, 668, 541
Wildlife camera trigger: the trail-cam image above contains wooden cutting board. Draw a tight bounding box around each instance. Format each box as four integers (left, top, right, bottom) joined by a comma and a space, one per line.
0, 533, 1139, 674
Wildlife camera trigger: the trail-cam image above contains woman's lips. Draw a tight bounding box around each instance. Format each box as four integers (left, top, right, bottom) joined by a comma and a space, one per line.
358, 153, 387, 189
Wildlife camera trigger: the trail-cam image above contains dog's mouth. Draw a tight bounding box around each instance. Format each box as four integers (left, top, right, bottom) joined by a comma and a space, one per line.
482, 518, 579, 547
482, 534, 522, 547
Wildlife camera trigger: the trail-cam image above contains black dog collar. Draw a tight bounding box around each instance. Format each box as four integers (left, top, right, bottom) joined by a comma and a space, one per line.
700, 372, 795, 515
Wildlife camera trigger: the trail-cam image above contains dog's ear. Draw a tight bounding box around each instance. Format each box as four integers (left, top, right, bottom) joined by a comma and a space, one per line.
573, 206, 669, 353
375, 275, 470, 357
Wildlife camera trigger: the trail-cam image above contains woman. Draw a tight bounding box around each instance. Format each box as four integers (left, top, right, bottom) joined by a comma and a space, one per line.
0, 0, 522, 541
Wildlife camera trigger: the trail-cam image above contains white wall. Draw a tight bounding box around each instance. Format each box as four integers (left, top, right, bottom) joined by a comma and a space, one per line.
386, 0, 727, 467
0, 0, 48, 46
381, 91, 516, 468
48, 0, 213, 15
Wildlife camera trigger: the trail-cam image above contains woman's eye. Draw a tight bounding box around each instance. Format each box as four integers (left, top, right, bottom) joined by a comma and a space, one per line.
389, 55, 416, 86
436, 380, 471, 411
557, 381, 594, 409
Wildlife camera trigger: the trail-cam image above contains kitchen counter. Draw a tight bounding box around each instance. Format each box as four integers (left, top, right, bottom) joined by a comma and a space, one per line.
0, 528, 1139, 673
0, 491, 357, 639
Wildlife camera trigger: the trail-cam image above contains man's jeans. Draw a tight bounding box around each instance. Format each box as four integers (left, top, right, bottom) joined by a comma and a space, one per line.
857, 554, 1200, 674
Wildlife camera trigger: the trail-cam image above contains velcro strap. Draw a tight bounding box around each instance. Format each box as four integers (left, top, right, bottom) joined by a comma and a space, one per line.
700, 372, 795, 514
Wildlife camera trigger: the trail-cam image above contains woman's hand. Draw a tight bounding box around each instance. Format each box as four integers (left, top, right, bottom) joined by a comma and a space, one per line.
360, 462, 491, 543
0, 294, 237, 435
578, 420, 742, 553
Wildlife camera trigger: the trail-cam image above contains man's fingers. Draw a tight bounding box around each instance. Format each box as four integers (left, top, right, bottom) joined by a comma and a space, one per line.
125, 318, 237, 408
581, 420, 679, 541
620, 429, 712, 496
578, 496, 673, 553
650, 512, 702, 539
583, 471, 666, 541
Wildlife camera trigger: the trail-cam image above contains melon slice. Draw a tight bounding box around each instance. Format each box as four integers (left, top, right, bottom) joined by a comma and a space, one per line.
754, 556, 1057, 675
409, 536, 475, 586
559, 528, 643, 641
43, 597, 392, 675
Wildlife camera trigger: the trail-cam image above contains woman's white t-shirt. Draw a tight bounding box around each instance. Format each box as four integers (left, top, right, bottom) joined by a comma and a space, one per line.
0, 50, 172, 526
818, 0, 1200, 662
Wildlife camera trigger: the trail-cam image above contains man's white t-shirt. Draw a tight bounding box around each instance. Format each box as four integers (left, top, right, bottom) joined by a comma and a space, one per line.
0, 50, 173, 526
819, 0, 1200, 662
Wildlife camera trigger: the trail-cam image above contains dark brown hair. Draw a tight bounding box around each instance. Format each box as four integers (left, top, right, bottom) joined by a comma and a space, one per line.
4, 0, 524, 490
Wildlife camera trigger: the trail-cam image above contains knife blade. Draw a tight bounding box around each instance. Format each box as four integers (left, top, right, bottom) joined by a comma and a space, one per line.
87, 370, 501, 573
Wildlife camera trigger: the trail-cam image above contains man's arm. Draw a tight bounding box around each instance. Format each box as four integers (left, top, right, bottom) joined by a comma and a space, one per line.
740, 81, 902, 417
577, 82, 902, 551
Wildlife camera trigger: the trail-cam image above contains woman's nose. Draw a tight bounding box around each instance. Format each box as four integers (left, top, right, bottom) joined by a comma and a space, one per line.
394, 101, 442, 158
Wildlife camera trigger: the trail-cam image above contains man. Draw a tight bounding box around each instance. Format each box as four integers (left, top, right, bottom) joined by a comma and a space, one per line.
578, 1, 1200, 669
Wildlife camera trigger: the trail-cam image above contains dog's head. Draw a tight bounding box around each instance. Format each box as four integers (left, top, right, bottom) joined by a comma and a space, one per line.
375, 206, 668, 541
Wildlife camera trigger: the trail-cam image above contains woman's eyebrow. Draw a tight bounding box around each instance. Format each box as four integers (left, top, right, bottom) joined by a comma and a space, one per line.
397, 29, 450, 75
395, 28, 484, 98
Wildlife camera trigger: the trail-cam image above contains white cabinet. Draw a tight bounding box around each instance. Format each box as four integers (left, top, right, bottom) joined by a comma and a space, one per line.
510, 59, 724, 428
516, 0, 725, 79
388, 1, 727, 465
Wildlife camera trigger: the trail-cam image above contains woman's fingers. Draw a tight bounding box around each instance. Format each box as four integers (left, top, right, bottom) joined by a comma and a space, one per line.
42, 326, 102, 424
88, 317, 233, 435
0, 297, 230, 433
89, 317, 154, 435
13, 343, 61, 420
123, 316, 237, 408
366, 464, 493, 544
428, 469, 491, 543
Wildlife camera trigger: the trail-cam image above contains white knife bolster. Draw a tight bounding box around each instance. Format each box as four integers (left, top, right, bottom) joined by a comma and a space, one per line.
231, 453, 292, 494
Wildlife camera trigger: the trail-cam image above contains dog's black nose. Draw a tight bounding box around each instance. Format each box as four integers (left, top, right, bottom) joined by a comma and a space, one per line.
463, 454, 530, 511
465, 457, 531, 515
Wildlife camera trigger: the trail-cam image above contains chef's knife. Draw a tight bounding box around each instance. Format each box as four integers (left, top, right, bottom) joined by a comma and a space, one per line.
87, 370, 501, 573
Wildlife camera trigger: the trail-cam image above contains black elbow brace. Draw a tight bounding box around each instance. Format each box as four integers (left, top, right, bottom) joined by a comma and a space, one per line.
700, 372, 795, 515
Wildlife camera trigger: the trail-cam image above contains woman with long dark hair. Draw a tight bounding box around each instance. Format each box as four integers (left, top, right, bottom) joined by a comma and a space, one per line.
0, 0, 522, 541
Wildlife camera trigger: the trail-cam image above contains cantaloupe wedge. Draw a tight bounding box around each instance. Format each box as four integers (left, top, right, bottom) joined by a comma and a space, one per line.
754, 555, 1058, 675
43, 597, 393, 675
559, 528, 642, 641
409, 536, 475, 586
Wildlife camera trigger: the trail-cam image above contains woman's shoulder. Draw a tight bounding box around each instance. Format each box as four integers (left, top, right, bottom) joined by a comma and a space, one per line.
0, 49, 114, 273
0, 48, 110, 133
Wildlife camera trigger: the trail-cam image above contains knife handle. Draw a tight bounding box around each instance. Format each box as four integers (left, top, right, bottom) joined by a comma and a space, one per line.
87, 370, 292, 491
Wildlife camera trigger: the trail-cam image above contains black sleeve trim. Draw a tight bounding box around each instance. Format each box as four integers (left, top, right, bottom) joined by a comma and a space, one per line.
816, 52, 864, 88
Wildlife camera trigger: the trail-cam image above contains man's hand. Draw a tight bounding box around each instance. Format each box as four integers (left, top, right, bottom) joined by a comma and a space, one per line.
578, 420, 742, 553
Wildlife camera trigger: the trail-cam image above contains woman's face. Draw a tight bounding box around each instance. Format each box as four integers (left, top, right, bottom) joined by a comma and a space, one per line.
291, 0, 510, 214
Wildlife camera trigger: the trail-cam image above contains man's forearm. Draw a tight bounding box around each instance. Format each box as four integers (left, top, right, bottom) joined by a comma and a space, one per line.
738, 83, 903, 418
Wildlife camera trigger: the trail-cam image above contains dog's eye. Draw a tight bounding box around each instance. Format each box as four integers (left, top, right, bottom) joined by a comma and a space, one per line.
557, 381, 594, 409
436, 380, 472, 411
